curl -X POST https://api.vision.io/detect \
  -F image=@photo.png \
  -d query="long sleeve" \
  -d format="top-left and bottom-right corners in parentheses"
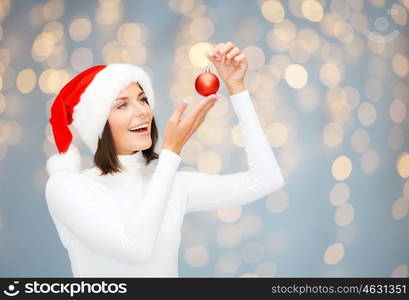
top-left (179, 89), bottom-right (284, 215)
top-left (45, 148), bottom-right (181, 264)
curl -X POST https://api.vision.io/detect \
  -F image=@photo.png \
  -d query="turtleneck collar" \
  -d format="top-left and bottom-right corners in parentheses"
top-left (117, 150), bottom-right (145, 174)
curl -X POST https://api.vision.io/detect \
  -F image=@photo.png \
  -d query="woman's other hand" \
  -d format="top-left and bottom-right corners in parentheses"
top-left (163, 94), bottom-right (219, 155)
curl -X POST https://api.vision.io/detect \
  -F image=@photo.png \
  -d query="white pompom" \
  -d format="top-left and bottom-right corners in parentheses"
top-left (46, 144), bottom-right (81, 176)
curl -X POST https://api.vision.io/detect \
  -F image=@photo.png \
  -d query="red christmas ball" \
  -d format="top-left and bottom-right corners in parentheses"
top-left (195, 70), bottom-right (220, 96)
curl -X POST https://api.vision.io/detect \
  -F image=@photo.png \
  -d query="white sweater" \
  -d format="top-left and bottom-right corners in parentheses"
top-left (45, 89), bottom-right (284, 277)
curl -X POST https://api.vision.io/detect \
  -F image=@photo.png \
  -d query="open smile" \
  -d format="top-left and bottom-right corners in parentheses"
top-left (129, 127), bottom-right (150, 136)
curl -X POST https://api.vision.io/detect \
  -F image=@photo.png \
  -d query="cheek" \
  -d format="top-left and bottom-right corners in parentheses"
top-left (147, 111), bottom-right (154, 122)
top-left (108, 113), bottom-right (129, 140)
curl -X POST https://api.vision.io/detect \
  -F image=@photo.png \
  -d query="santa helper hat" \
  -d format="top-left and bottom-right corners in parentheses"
top-left (46, 63), bottom-right (156, 176)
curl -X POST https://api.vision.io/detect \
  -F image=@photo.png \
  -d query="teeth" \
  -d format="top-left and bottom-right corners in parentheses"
top-left (129, 124), bottom-right (148, 131)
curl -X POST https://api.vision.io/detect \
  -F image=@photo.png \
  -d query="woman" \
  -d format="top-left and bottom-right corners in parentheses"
top-left (45, 42), bottom-right (284, 277)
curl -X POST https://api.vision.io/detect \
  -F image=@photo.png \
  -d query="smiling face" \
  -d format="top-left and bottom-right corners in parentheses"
top-left (108, 82), bottom-right (153, 155)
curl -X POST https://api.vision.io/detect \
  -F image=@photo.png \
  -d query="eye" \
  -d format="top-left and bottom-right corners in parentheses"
top-left (117, 102), bottom-right (126, 109)
top-left (140, 96), bottom-right (148, 103)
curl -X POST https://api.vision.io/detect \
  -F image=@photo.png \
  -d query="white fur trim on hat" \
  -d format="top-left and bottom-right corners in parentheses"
top-left (46, 144), bottom-right (81, 176)
top-left (72, 63), bottom-right (155, 154)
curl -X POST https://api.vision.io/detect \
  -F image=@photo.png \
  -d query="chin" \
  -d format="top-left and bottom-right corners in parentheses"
top-left (131, 140), bottom-right (152, 151)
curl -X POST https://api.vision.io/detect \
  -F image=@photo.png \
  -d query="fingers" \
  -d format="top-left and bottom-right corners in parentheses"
top-left (177, 94), bottom-right (219, 142)
top-left (206, 42), bottom-right (242, 67)
top-left (216, 42), bottom-right (235, 65)
top-left (170, 100), bottom-right (189, 122)
top-left (198, 94), bottom-right (218, 116)
top-left (190, 94), bottom-right (218, 118)
top-left (183, 94), bottom-right (218, 127)
top-left (226, 47), bottom-right (240, 60)
top-left (218, 42), bottom-right (235, 56)
top-left (225, 47), bottom-right (240, 66)
top-left (207, 43), bottom-right (224, 60)
top-left (192, 94), bottom-right (219, 126)
top-left (232, 53), bottom-right (246, 66)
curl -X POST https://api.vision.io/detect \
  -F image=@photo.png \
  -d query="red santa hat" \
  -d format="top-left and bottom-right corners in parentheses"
top-left (46, 63), bottom-right (155, 176)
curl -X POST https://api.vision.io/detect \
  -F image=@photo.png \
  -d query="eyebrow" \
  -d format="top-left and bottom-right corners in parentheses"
top-left (115, 91), bottom-right (145, 101)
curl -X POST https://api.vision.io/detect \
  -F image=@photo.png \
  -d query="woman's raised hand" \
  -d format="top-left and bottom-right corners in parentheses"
top-left (206, 41), bottom-right (248, 95)
top-left (163, 94), bottom-right (220, 155)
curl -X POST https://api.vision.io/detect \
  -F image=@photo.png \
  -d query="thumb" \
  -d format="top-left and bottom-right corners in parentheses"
top-left (173, 100), bottom-right (189, 120)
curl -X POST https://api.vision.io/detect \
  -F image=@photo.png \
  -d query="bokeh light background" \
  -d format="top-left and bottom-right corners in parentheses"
top-left (0, 0), bottom-right (408, 277)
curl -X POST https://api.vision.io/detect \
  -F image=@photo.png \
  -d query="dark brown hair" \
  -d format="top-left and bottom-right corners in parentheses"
top-left (93, 116), bottom-right (159, 176)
